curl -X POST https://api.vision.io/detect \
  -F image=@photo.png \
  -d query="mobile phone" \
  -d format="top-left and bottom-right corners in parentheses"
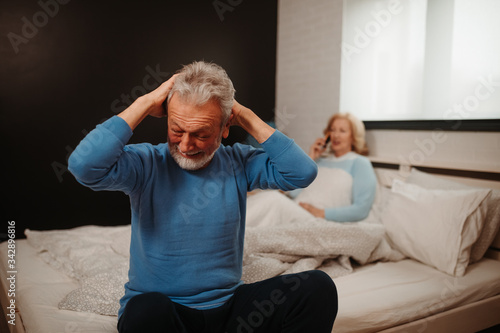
top-left (323, 134), bottom-right (331, 147)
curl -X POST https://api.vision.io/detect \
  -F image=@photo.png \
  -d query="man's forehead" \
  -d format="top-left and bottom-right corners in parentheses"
top-left (169, 118), bottom-right (214, 133)
top-left (168, 94), bottom-right (223, 128)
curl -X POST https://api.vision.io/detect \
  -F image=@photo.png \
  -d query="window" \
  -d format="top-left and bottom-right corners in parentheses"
top-left (340, 0), bottom-right (500, 130)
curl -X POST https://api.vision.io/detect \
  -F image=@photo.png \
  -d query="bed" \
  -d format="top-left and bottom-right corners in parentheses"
top-left (1, 164), bottom-right (500, 333)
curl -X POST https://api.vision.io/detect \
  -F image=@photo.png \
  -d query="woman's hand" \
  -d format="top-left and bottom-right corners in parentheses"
top-left (299, 202), bottom-right (325, 218)
top-left (308, 134), bottom-right (329, 160)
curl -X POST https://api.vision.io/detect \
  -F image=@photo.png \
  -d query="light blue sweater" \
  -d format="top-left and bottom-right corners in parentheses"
top-left (68, 116), bottom-right (317, 318)
top-left (290, 152), bottom-right (376, 222)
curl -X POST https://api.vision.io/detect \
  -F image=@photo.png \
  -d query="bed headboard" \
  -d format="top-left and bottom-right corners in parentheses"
top-left (369, 158), bottom-right (500, 261)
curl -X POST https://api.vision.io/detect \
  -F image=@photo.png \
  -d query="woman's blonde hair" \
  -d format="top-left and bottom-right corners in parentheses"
top-left (323, 113), bottom-right (369, 156)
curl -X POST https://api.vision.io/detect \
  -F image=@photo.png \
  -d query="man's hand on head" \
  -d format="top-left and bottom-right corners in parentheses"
top-left (146, 74), bottom-right (179, 118)
top-left (229, 100), bottom-right (275, 144)
top-left (118, 74), bottom-right (178, 130)
top-left (229, 99), bottom-right (247, 128)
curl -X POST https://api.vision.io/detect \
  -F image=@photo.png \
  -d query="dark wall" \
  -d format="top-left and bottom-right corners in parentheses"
top-left (1, 0), bottom-right (278, 237)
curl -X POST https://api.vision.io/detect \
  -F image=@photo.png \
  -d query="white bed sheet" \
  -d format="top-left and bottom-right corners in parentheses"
top-left (333, 258), bottom-right (500, 333)
top-left (2, 240), bottom-right (500, 333)
top-left (0, 240), bottom-right (118, 333)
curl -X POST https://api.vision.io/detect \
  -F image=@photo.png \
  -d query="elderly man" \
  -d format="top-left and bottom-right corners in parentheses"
top-left (68, 61), bottom-right (337, 333)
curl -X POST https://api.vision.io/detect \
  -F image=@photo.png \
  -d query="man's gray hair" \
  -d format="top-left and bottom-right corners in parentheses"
top-left (167, 61), bottom-right (235, 123)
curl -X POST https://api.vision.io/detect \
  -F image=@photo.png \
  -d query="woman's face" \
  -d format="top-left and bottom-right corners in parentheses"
top-left (328, 118), bottom-right (353, 157)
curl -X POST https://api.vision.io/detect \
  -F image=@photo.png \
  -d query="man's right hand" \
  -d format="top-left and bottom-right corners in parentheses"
top-left (145, 74), bottom-right (179, 118)
top-left (118, 74), bottom-right (178, 130)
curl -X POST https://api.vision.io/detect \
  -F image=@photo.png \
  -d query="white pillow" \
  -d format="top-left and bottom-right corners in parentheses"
top-left (382, 179), bottom-right (491, 276)
top-left (405, 168), bottom-right (500, 263)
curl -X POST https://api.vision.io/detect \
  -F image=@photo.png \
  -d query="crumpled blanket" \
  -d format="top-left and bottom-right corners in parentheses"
top-left (242, 219), bottom-right (403, 283)
top-left (25, 225), bottom-right (131, 316)
top-left (242, 189), bottom-right (403, 283)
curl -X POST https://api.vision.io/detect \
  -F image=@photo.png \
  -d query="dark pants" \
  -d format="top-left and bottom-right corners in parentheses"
top-left (117, 270), bottom-right (338, 333)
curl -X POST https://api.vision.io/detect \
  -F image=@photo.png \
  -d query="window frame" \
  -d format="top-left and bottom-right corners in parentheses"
top-left (363, 119), bottom-right (500, 131)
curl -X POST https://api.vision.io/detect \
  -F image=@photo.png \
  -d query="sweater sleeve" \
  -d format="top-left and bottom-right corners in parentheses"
top-left (243, 130), bottom-right (318, 192)
top-left (68, 116), bottom-right (144, 194)
top-left (324, 157), bottom-right (376, 222)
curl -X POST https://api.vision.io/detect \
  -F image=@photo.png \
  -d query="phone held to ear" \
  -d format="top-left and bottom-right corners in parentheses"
top-left (323, 134), bottom-right (331, 148)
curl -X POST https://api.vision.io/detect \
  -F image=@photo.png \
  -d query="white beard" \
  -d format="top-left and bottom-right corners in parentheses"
top-left (168, 133), bottom-right (222, 170)
top-left (169, 145), bottom-right (219, 170)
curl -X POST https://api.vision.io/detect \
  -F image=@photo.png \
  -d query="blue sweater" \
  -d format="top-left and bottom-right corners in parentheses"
top-left (68, 116), bottom-right (317, 317)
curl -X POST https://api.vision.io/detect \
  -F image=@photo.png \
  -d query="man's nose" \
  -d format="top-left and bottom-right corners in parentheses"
top-left (178, 134), bottom-right (195, 152)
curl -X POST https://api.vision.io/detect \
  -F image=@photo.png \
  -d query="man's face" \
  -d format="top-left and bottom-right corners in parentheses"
top-left (167, 93), bottom-right (230, 170)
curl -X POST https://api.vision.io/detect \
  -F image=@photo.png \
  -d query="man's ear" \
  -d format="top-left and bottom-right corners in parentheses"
top-left (222, 114), bottom-right (233, 139)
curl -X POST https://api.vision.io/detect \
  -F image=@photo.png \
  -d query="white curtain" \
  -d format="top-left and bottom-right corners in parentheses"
top-left (340, 0), bottom-right (500, 121)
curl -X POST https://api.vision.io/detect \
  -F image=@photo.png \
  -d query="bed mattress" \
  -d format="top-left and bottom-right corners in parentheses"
top-left (332, 258), bottom-right (500, 332)
top-left (0, 240), bottom-right (117, 333)
top-left (1, 239), bottom-right (500, 333)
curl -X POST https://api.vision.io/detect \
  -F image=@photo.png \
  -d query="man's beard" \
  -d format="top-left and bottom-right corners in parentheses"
top-left (168, 138), bottom-right (221, 171)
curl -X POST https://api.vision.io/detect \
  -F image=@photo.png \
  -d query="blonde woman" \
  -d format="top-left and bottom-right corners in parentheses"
top-left (293, 113), bottom-right (377, 222)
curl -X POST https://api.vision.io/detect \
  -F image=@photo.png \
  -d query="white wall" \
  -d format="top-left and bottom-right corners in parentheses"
top-left (276, 0), bottom-right (500, 173)
top-left (276, 0), bottom-right (343, 151)
top-left (367, 130), bottom-right (500, 172)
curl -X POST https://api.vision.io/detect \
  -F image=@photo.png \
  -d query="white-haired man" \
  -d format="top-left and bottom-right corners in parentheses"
top-left (69, 61), bottom-right (338, 332)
